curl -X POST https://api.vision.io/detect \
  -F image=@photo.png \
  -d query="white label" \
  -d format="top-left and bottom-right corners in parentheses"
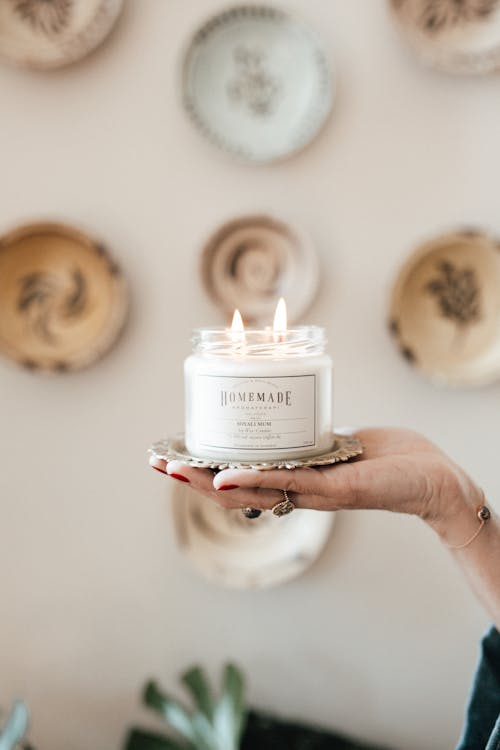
top-left (195, 374), bottom-right (316, 451)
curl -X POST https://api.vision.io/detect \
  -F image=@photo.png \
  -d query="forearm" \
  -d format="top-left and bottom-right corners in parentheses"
top-left (428, 482), bottom-right (500, 630)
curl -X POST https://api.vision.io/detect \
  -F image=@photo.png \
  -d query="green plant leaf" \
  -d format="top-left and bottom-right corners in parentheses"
top-left (181, 668), bottom-right (215, 721)
top-left (212, 665), bottom-right (246, 750)
top-left (143, 683), bottom-right (214, 750)
top-left (143, 682), bottom-right (195, 743)
top-left (0, 702), bottom-right (29, 750)
top-left (125, 728), bottom-right (188, 750)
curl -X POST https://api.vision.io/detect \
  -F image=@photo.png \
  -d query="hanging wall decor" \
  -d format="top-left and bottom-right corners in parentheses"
top-left (200, 214), bottom-right (319, 324)
top-left (0, 221), bottom-right (128, 372)
top-left (170, 482), bottom-right (335, 590)
top-left (0, 0), bottom-right (123, 70)
top-left (389, 0), bottom-right (500, 73)
top-left (181, 5), bottom-right (334, 163)
top-left (388, 228), bottom-right (500, 386)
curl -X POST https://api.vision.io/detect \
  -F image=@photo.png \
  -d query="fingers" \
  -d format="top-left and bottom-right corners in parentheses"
top-left (149, 457), bottom-right (368, 513)
top-left (212, 462), bottom-right (363, 503)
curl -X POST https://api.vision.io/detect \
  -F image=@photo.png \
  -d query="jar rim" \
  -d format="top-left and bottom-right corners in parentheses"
top-left (191, 325), bottom-right (327, 357)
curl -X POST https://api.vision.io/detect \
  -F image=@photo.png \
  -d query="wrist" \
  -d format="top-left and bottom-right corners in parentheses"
top-left (424, 466), bottom-right (485, 546)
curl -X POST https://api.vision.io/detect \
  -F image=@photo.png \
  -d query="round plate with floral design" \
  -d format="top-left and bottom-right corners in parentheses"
top-left (389, 0), bottom-right (500, 73)
top-left (0, 0), bottom-right (123, 70)
top-left (0, 221), bottom-right (127, 372)
top-left (389, 229), bottom-right (500, 386)
top-left (200, 214), bottom-right (319, 325)
top-left (149, 432), bottom-right (363, 471)
top-left (171, 482), bottom-right (335, 590)
top-left (181, 5), bottom-right (333, 163)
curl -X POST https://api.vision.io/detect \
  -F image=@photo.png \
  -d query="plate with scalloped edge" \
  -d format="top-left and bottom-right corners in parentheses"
top-left (0, 0), bottom-right (123, 70)
top-left (181, 4), bottom-right (334, 163)
top-left (170, 483), bottom-right (335, 590)
top-left (388, 228), bottom-right (500, 386)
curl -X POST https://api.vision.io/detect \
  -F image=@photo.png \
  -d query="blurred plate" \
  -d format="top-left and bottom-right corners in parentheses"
top-left (172, 483), bottom-right (335, 589)
top-left (389, 229), bottom-right (500, 386)
top-left (389, 0), bottom-right (500, 73)
top-left (200, 214), bottom-right (319, 324)
top-left (181, 4), bottom-right (333, 163)
top-left (0, 0), bottom-right (123, 70)
top-left (0, 221), bottom-right (127, 372)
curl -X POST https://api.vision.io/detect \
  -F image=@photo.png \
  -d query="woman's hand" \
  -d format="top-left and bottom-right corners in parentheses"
top-left (150, 427), bottom-right (499, 625)
top-left (150, 428), bottom-right (481, 533)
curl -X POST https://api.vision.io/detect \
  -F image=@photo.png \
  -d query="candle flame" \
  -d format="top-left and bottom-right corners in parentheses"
top-left (231, 309), bottom-right (244, 332)
top-left (273, 297), bottom-right (287, 332)
top-left (230, 308), bottom-right (245, 346)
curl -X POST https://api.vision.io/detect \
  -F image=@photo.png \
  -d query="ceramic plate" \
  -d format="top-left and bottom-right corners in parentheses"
top-left (200, 214), bottom-right (319, 324)
top-left (0, 0), bottom-right (123, 70)
top-left (171, 483), bottom-right (335, 589)
top-left (182, 5), bottom-right (333, 162)
top-left (389, 0), bottom-right (500, 73)
top-left (0, 221), bottom-right (127, 372)
top-left (389, 229), bottom-right (500, 386)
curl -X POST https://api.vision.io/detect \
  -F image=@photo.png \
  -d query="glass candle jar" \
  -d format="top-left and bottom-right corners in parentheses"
top-left (184, 326), bottom-right (333, 461)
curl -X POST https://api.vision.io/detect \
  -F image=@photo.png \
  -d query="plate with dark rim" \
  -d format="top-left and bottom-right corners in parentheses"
top-left (389, 229), bottom-right (500, 386)
top-left (389, 0), bottom-right (500, 74)
top-left (0, 221), bottom-right (127, 372)
top-left (0, 0), bottom-right (123, 70)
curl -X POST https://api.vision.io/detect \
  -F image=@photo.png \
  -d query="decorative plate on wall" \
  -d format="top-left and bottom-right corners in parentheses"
top-left (389, 0), bottom-right (500, 73)
top-left (171, 483), bottom-right (335, 589)
top-left (0, 221), bottom-right (128, 372)
top-left (181, 5), bottom-right (333, 163)
top-left (200, 214), bottom-right (319, 324)
top-left (0, 0), bottom-right (123, 70)
top-left (388, 229), bottom-right (500, 386)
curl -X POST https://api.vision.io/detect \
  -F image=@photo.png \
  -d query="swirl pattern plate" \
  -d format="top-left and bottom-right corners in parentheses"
top-left (0, 221), bottom-right (127, 372)
top-left (200, 214), bottom-right (319, 324)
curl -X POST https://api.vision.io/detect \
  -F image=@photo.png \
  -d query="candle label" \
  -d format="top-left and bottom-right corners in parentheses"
top-left (195, 374), bottom-right (316, 450)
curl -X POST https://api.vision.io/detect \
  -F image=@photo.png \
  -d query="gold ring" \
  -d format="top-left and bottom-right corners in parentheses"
top-left (272, 489), bottom-right (296, 517)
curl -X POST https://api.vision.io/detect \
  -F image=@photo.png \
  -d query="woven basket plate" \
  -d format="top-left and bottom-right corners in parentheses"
top-left (200, 214), bottom-right (319, 325)
top-left (0, 221), bottom-right (127, 372)
top-left (389, 0), bottom-right (500, 74)
top-left (389, 229), bottom-right (500, 386)
top-left (0, 0), bottom-right (123, 70)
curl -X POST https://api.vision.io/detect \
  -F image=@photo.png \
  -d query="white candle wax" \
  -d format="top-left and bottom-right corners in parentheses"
top-left (184, 326), bottom-right (333, 461)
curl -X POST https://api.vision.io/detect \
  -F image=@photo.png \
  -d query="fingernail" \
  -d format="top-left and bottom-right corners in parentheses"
top-left (169, 473), bottom-right (190, 483)
top-left (217, 484), bottom-right (239, 491)
top-left (150, 458), bottom-right (167, 474)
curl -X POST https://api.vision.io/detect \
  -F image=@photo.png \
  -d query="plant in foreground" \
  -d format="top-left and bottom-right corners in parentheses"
top-left (0, 701), bottom-right (32, 750)
top-left (126, 664), bottom-right (246, 750)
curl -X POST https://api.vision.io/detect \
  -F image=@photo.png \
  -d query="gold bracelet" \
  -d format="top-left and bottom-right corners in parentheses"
top-left (446, 505), bottom-right (491, 550)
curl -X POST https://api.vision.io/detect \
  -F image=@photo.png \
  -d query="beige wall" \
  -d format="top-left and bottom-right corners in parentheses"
top-left (1, 2), bottom-right (498, 749)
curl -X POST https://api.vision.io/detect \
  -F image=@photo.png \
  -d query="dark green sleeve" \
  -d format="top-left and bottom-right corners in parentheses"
top-left (456, 627), bottom-right (500, 750)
